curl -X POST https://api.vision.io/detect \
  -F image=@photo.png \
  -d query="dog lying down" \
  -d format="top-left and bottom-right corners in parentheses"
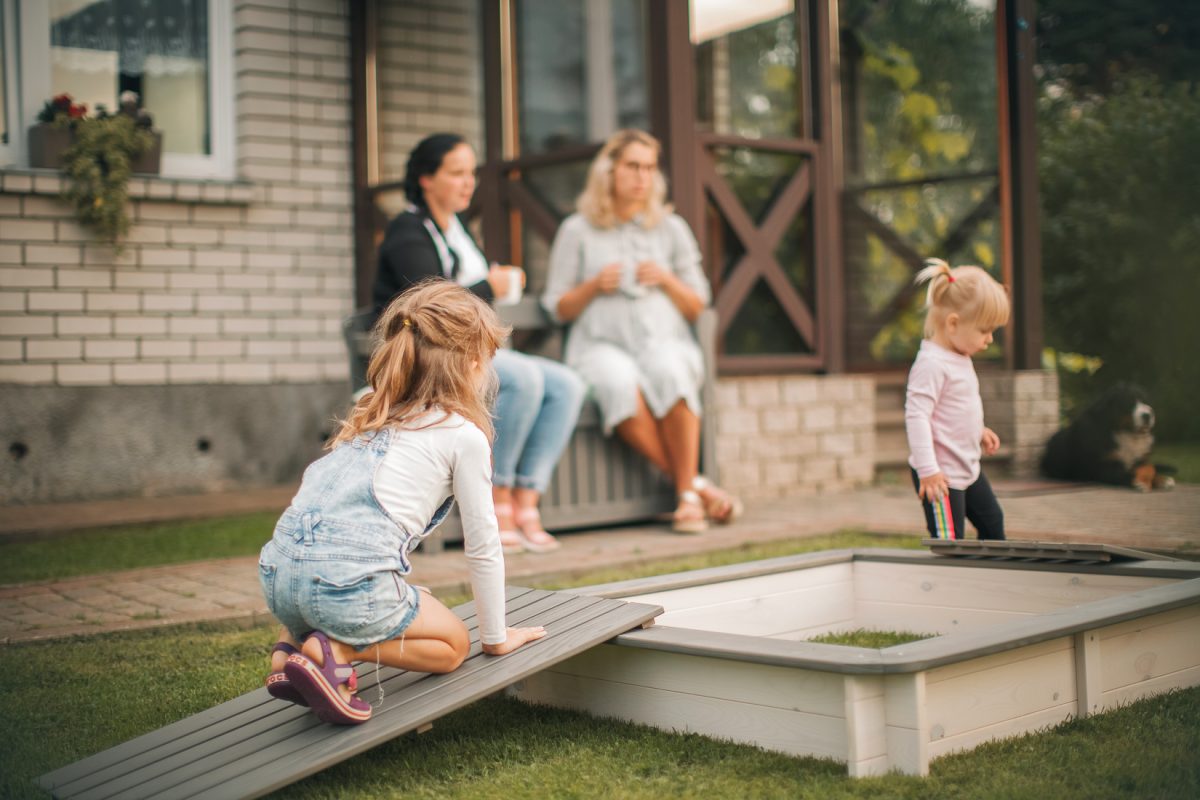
top-left (1041, 382), bottom-right (1176, 492)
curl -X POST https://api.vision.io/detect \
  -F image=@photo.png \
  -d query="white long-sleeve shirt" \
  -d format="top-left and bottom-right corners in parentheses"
top-left (905, 339), bottom-right (984, 490)
top-left (373, 412), bottom-right (506, 645)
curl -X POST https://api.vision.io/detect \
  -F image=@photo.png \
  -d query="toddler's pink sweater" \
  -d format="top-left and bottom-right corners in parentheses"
top-left (905, 339), bottom-right (984, 490)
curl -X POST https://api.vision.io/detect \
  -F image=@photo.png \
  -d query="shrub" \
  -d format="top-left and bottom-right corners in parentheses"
top-left (1039, 75), bottom-right (1200, 440)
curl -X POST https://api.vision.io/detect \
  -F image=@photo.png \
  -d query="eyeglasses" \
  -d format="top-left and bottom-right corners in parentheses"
top-left (614, 161), bottom-right (658, 176)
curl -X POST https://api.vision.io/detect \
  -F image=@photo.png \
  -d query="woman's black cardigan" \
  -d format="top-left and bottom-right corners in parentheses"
top-left (371, 210), bottom-right (495, 319)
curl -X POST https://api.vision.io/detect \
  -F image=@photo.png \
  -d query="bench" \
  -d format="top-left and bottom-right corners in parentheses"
top-left (37, 588), bottom-right (661, 799)
top-left (342, 298), bottom-right (719, 551)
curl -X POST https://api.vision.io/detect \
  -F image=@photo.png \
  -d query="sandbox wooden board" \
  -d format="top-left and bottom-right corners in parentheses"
top-left (37, 587), bottom-right (661, 800)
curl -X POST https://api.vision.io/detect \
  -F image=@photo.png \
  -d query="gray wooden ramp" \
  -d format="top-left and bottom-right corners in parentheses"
top-left (37, 587), bottom-right (661, 800)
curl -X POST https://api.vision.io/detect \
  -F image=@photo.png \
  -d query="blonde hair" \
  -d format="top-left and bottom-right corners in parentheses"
top-left (329, 281), bottom-right (510, 448)
top-left (914, 258), bottom-right (1011, 338)
top-left (577, 129), bottom-right (672, 229)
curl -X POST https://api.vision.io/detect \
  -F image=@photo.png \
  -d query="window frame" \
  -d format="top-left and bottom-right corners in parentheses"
top-left (14, 0), bottom-right (235, 179)
top-left (0, 0), bottom-right (19, 167)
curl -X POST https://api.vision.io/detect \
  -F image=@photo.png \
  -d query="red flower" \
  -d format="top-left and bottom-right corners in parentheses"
top-left (67, 103), bottom-right (87, 119)
top-left (53, 93), bottom-right (73, 109)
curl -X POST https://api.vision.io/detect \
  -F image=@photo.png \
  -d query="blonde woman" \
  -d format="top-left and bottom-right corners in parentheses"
top-left (542, 129), bottom-right (741, 533)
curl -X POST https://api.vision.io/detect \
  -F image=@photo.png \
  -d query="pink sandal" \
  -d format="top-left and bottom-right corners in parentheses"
top-left (494, 502), bottom-right (525, 554)
top-left (514, 506), bottom-right (561, 553)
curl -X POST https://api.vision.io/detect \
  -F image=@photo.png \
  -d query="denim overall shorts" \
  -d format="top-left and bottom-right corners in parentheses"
top-left (258, 428), bottom-right (454, 647)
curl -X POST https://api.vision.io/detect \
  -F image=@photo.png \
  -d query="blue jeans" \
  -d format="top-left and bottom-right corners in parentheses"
top-left (491, 349), bottom-right (586, 493)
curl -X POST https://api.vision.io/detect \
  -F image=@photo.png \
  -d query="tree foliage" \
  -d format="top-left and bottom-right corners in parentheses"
top-left (1038, 75), bottom-right (1200, 439)
top-left (1037, 0), bottom-right (1200, 94)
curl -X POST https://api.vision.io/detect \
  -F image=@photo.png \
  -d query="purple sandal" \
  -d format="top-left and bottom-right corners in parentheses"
top-left (265, 642), bottom-right (309, 707)
top-left (282, 632), bottom-right (372, 725)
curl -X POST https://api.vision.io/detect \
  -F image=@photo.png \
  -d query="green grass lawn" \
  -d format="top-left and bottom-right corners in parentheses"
top-left (1, 620), bottom-right (1197, 799)
top-left (0, 511), bottom-right (278, 585)
top-left (1156, 441), bottom-right (1200, 484)
top-left (808, 628), bottom-right (934, 648)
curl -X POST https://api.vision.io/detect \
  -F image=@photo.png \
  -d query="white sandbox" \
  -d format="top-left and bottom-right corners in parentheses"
top-left (510, 548), bottom-right (1200, 776)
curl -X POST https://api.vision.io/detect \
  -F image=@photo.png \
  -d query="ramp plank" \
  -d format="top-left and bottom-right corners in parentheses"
top-left (37, 588), bottom-right (660, 800)
top-left (37, 587), bottom-right (531, 797)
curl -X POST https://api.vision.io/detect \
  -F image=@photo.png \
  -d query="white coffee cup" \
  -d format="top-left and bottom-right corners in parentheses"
top-left (497, 266), bottom-right (524, 306)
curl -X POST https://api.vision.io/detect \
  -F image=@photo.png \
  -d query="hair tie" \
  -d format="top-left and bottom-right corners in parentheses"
top-left (946, 274), bottom-right (956, 283)
top-left (402, 318), bottom-right (413, 329)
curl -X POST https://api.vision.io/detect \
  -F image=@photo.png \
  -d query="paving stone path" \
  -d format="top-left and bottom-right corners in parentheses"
top-left (2, 482), bottom-right (1196, 644)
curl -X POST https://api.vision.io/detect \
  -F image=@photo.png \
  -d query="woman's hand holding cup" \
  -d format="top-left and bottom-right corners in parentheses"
top-left (593, 263), bottom-right (623, 294)
top-left (488, 264), bottom-right (525, 305)
top-left (635, 260), bottom-right (669, 288)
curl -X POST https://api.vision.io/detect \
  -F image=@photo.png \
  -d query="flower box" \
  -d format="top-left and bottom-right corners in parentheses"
top-left (26, 123), bottom-right (163, 175)
top-left (129, 131), bottom-right (163, 175)
top-left (27, 123), bottom-right (73, 170)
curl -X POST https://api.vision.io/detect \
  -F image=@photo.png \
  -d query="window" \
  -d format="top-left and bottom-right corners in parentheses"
top-left (514, 0), bottom-right (650, 157)
top-left (11, 0), bottom-right (234, 178)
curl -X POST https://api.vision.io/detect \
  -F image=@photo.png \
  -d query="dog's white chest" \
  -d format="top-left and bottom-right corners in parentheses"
top-left (1113, 431), bottom-right (1153, 469)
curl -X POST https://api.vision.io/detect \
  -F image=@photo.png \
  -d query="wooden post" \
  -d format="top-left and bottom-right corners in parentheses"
top-left (647, 2), bottom-right (701, 239)
top-left (1001, 0), bottom-right (1044, 370)
top-left (811, 0), bottom-right (846, 373)
top-left (349, 0), bottom-right (379, 311)
top-left (884, 672), bottom-right (930, 776)
top-left (479, 0), bottom-right (511, 263)
top-left (843, 675), bottom-right (888, 777)
top-left (1074, 630), bottom-right (1103, 718)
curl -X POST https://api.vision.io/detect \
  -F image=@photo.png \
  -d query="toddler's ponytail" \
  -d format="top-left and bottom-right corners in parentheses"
top-left (914, 257), bottom-right (1010, 340)
top-left (914, 258), bottom-right (956, 310)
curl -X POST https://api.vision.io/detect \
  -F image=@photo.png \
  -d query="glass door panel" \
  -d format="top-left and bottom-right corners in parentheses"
top-left (839, 0), bottom-right (1002, 368)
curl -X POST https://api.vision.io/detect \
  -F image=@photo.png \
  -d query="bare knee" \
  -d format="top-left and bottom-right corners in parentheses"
top-left (433, 624), bottom-right (470, 673)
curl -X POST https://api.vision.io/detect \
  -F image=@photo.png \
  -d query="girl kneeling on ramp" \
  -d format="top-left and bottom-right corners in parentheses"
top-left (258, 281), bottom-right (546, 724)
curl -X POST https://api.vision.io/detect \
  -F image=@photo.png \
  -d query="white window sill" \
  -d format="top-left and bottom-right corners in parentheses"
top-left (0, 167), bottom-right (254, 205)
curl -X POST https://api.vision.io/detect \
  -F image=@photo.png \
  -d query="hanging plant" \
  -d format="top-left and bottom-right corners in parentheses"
top-left (49, 92), bottom-right (157, 246)
top-left (61, 115), bottom-right (154, 246)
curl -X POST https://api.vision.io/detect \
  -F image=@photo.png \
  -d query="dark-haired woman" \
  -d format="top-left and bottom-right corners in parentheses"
top-left (373, 133), bottom-right (585, 554)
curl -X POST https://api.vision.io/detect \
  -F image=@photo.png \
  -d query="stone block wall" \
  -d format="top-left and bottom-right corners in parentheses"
top-left (714, 374), bottom-right (876, 500)
top-left (980, 369), bottom-right (1061, 478)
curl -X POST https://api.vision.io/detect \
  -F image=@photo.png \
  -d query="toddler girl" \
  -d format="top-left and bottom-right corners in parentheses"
top-left (259, 281), bottom-right (546, 725)
top-left (906, 259), bottom-right (1010, 541)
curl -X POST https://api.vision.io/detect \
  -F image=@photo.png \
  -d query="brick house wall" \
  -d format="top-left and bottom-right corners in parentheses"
top-left (377, 0), bottom-right (482, 185)
top-left (0, 0), bottom-right (356, 505)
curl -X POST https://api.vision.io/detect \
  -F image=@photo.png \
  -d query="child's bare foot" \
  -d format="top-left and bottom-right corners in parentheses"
top-left (270, 629), bottom-right (302, 673)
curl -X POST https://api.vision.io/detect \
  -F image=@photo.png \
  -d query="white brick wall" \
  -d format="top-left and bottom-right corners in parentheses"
top-left (0, 0), bottom-right (355, 388)
top-left (377, 0), bottom-right (483, 183)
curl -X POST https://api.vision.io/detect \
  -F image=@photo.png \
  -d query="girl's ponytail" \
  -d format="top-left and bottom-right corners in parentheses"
top-left (914, 258), bottom-right (956, 308)
top-left (328, 281), bottom-right (508, 448)
top-left (914, 258), bottom-right (1010, 340)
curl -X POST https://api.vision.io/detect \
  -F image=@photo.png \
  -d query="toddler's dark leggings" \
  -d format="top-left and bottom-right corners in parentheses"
top-left (910, 468), bottom-right (1005, 540)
